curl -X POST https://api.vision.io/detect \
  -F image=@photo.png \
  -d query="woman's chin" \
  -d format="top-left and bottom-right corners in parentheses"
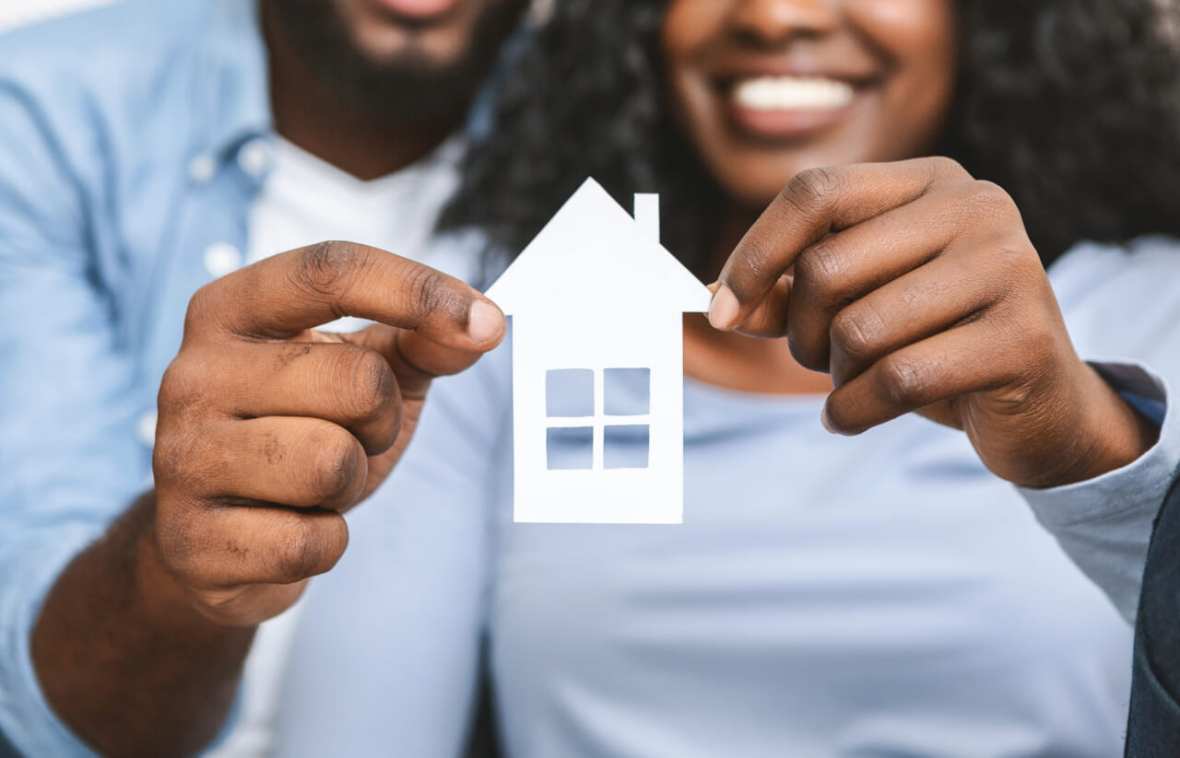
top-left (709, 157), bottom-right (828, 214)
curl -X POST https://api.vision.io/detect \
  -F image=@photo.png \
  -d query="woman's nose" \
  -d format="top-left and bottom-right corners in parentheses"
top-left (729, 0), bottom-right (841, 46)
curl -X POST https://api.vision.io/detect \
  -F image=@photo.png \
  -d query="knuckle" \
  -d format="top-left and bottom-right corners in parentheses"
top-left (967, 180), bottom-right (1017, 218)
top-left (999, 239), bottom-right (1043, 274)
top-left (794, 241), bottom-right (845, 306)
top-left (928, 155), bottom-right (969, 181)
top-left (406, 265), bottom-right (465, 322)
top-left (158, 354), bottom-right (207, 410)
top-left (316, 517), bottom-right (349, 573)
top-left (151, 427), bottom-right (192, 483)
top-left (782, 167), bottom-right (841, 216)
top-left (987, 237), bottom-right (1044, 292)
top-left (877, 354), bottom-right (929, 408)
top-left (156, 359), bottom-right (218, 482)
top-left (1019, 319), bottom-right (1061, 362)
top-left (308, 428), bottom-right (362, 501)
top-left (155, 429), bottom-right (222, 499)
top-left (158, 358), bottom-right (190, 409)
top-left (338, 348), bottom-right (397, 422)
top-left (182, 284), bottom-right (217, 337)
top-left (727, 240), bottom-right (773, 301)
top-left (275, 516), bottom-right (347, 580)
top-left (153, 500), bottom-right (204, 580)
top-left (823, 399), bottom-right (857, 434)
top-left (830, 309), bottom-right (879, 363)
top-left (292, 241), bottom-right (364, 299)
top-left (786, 332), bottom-right (829, 373)
top-left (275, 519), bottom-right (321, 581)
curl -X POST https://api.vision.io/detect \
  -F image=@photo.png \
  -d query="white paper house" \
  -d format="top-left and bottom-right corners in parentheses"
top-left (486, 178), bottom-right (712, 524)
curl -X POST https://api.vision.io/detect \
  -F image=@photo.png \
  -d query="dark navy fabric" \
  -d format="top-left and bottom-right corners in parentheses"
top-left (0, 729), bottom-right (18, 758)
top-left (1127, 468), bottom-right (1180, 756)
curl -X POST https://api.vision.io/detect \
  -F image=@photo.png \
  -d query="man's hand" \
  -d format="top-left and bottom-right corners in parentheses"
top-left (708, 158), bottom-right (1157, 489)
top-left (33, 241), bottom-right (504, 757)
top-left (153, 241), bottom-right (504, 626)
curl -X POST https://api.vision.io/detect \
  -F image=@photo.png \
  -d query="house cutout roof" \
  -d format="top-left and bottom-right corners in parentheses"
top-left (486, 178), bottom-right (712, 315)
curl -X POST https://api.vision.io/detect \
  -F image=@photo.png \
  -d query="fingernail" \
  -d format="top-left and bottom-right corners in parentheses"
top-left (708, 284), bottom-right (740, 331)
top-left (467, 300), bottom-right (503, 343)
top-left (820, 406), bottom-right (835, 433)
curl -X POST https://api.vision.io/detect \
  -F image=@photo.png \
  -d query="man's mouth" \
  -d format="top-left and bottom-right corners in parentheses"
top-left (371, 0), bottom-right (461, 23)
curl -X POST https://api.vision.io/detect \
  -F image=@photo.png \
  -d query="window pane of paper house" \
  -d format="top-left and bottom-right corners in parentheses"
top-left (604, 368), bottom-right (650, 416)
top-left (546, 369), bottom-right (594, 417)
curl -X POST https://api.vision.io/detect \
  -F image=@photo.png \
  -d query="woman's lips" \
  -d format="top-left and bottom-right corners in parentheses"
top-left (724, 75), bottom-right (859, 141)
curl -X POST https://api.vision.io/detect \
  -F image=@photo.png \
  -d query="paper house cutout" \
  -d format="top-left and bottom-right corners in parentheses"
top-left (486, 178), bottom-right (711, 524)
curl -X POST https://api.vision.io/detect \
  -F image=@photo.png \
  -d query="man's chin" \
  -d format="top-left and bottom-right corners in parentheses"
top-left (274, 0), bottom-right (526, 123)
top-left (348, 20), bottom-right (472, 73)
top-left (339, 0), bottom-right (490, 72)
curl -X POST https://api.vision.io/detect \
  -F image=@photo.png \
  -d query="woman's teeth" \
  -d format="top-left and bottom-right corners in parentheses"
top-left (732, 76), bottom-right (855, 111)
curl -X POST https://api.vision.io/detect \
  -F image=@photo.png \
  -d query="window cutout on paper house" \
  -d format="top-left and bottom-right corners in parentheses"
top-left (604, 368), bottom-right (650, 416)
top-left (604, 424), bottom-right (650, 469)
top-left (546, 368), bottom-right (594, 417)
top-left (544, 367), bottom-right (652, 471)
top-left (546, 426), bottom-right (593, 470)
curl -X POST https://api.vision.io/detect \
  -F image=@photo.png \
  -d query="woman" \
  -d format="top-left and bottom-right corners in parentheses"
top-left (276, 1), bottom-right (1180, 755)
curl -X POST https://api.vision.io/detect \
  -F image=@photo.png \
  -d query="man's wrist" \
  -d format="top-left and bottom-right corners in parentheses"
top-left (31, 492), bottom-right (255, 756)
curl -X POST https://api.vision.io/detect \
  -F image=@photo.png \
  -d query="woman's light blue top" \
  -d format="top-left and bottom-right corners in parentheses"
top-left (273, 237), bottom-right (1180, 758)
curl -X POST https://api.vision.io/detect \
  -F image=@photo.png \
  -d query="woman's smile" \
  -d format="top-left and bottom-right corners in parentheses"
top-left (704, 46), bottom-right (884, 145)
top-left (664, 0), bottom-right (955, 209)
top-left (725, 74), bottom-right (861, 142)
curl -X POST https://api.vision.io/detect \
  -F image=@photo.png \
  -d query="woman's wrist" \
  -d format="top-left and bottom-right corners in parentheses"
top-left (1031, 362), bottom-right (1160, 490)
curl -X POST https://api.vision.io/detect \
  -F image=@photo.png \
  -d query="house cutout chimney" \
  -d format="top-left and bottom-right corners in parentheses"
top-left (634, 194), bottom-right (659, 244)
top-left (486, 178), bottom-right (712, 524)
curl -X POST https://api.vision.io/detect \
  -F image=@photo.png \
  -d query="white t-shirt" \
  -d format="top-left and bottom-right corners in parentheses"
top-left (207, 133), bottom-right (474, 758)
top-left (247, 134), bottom-right (472, 274)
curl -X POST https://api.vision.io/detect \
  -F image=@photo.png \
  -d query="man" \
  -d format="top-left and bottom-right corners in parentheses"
top-left (0, 0), bottom-right (525, 754)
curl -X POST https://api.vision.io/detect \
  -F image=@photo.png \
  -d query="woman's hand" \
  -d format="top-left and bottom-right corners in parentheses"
top-left (708, 157), bottom-right (1157, 489)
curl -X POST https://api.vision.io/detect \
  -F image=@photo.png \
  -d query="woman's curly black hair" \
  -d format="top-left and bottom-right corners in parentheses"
top-left (440, 0), bottom-right (1180, 279)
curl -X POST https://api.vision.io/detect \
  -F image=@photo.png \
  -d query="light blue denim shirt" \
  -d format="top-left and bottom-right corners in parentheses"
top-left (1, 1), bottom-right (304, 754)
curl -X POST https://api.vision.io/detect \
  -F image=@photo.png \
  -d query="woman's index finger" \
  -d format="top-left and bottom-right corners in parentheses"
top-left (712, 158), bottom-right (959, 331)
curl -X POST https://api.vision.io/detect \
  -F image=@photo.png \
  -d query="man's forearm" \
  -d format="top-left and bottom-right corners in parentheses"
top-left (31, 493), bottom-right (255, 757)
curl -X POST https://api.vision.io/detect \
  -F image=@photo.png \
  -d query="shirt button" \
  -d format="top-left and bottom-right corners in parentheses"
top-left (137, 410), bottom-right (157, 447)
top-left (204, 242), bottom-right (243, 278)
top-left (188, 154), bottom-right (217, 184)
top-left (237, 138), bottom-right (272, 178)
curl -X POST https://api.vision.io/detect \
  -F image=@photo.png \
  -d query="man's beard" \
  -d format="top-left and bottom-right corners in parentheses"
top-left (274, 0), bottom-right (526, 127)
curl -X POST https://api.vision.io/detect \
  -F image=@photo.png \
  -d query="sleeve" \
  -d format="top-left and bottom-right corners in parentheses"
top-left (268, 343), bottom-right (512, 758)
top-left (0, 79), bottom-right (145, 755)
top-left (1019, 361), bottom-right (1180, 624)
